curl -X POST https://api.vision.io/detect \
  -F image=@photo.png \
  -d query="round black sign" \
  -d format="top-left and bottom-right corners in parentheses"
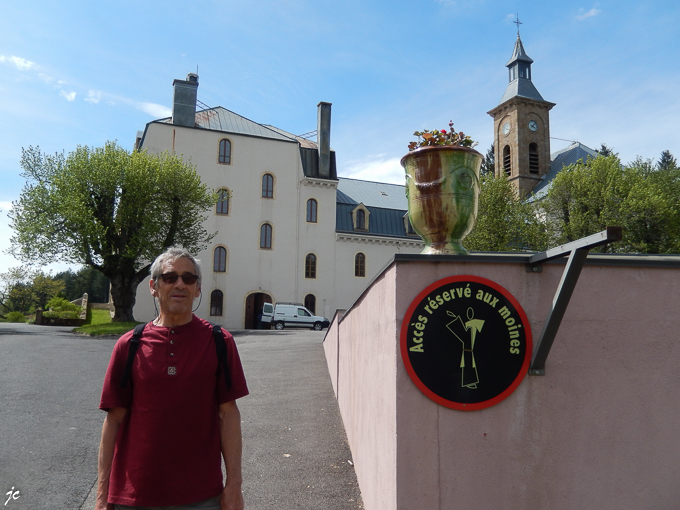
top-left (400, 275), bottom-right (532, 411)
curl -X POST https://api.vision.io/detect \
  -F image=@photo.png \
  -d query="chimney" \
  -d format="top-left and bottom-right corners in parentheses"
top-left (172, 73), bottom-right (199, 127)
top-left (317, 102), bottom-right (332, 179)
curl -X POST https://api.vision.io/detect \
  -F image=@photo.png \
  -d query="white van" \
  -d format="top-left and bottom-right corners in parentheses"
top-left (261, 302), bottom-right (330, 331)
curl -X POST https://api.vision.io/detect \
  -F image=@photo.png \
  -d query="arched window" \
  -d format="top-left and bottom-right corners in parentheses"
top-left (503, 145), bottom-right (512, 176)
top-left (210, 290), bottom-right (223, 316)
top-left (218, 139), bottom-right (231, 164)
top-left (213, 246), bottom-right (227, 272)
top-left (216, 188), bottom-right (230, 215)
top-left (356, 209), bottom-right (365, 230)
top-left (529, 143), bottom-right (539, 174)
top-left (306, 199), bottom-right (317, 223)
top-left (260, 223), bottom-right (272, 249)
top-left (305, 253), bottom-right (317, 279)
top-left (262, 173), bottom-right (274, 198)
top-left (355, 253), bottom-right (366, 277)
top-left (304, 294), bottom-right (316, 314)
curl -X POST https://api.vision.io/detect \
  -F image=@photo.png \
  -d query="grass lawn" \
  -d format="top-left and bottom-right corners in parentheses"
top-left (74, 308), bottom-right (143, 336)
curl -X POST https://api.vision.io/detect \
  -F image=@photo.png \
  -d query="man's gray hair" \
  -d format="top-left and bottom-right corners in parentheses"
top-left (150, 247), bottom-right (202, 286)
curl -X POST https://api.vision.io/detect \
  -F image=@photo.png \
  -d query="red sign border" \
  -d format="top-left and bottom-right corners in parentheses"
top-left (400, 274), bottom-right (532, 411)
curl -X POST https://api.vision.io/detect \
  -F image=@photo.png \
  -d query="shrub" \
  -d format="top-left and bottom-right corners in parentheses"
top-left (6, 311), bottom-right (27, 323)
top-left (43, 310), bottom-right (80, 320)
top-left (45, 297), bottom-right (81, 313)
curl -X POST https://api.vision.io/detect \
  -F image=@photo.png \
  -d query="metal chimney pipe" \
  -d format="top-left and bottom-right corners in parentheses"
top-left (317, 102), bottom-right (332, 179)
top-left (172, 73), bottom-right (199, 127)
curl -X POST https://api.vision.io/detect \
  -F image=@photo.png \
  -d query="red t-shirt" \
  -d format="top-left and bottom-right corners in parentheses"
top-left (99, 315), bottom-right (249, 507)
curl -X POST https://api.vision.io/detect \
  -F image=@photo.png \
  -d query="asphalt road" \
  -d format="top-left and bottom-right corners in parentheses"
top-left (0, 323), bottom-right (363, 510)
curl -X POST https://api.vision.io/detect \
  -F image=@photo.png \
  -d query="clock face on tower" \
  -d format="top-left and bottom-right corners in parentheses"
top-left (528, 120), bottom-right (538, 132)
top-left (502, 123), bottom-right (511, 136)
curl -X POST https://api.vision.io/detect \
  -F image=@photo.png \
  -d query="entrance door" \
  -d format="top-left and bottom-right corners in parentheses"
top-left (244, 292), bottom-right (272, 329)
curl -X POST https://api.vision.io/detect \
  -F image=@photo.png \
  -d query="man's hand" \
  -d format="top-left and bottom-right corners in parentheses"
top-left (93, 499), bottom-right (115, 510)
top-left (220, 481), bottom-right (244, 510)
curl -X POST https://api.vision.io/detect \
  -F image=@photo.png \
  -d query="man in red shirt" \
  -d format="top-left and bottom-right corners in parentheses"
top-left (96, 248), bottom-right (248, 510)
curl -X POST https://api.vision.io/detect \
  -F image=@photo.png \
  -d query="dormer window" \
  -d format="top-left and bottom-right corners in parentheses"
top-left (351, 204), bottom-right (370, 231)
top-left (356, 210), bottom-right (365, 229)
top-left (403, 213), bottom-right (417, 236)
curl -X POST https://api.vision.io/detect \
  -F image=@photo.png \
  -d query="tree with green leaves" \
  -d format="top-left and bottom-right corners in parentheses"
top-left (0, 266), bottom-right (65, 314)
top-left (9, 142), bottom-right (216, 321)
top-left (656, 150), bottom-right (677, 172)
top-left (620, 156), bottom-right (680, 253)
top-left (539, 154), bottom-right (680, 254)
top-left (55, 266), bottom-right (110, 303)
top-left (539, 155), bottom-right (630, 250)
top-left (466, 172), bottom-right (547, 252)
top-left (480, 143), bottom-right (495, 176)
top-left (596, 143), bottom-right (617, 158)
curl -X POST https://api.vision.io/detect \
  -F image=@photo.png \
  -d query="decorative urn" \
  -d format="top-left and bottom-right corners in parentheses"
top-left (400, 144), bottom-right (483, 255)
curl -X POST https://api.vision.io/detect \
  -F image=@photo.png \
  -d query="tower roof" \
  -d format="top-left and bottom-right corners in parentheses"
top-left (506, 35), bottom-right (534, 67)
top-left (496, 33), bottom-right (548, 106)
top-left (498, 80), bottom-right (545, 104)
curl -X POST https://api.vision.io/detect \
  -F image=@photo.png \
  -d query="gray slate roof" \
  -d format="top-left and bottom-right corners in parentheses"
top-left (499, 79), bottom-right (546, 104)
top-left (336, 177), bottom-right (415, 238)
top-left (506, 35), bottom-right (534, 66)
top-left (263, 125), bottom-right (319, 149)
top-left (157, 107), bottom-right (296, 142)
top-left (530, 142), bottom-right (599, 200)
top-left (336, 178), bottom-right (408, 210)
top-left (335, 203), bottom-right (412, 238)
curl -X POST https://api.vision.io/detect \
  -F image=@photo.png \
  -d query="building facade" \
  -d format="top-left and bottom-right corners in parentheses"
top-left (133, 74), bottom-right (421, 329)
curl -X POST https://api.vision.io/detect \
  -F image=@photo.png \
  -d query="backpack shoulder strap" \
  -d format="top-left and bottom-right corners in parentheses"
top-left (120, 323), bottom-right (147, 388)
top-left (211, 323), bottom-right (232, 390)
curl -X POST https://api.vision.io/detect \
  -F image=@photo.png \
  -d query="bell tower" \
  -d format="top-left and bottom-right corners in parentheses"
top-left (487, 24), bottom-right (555, 196)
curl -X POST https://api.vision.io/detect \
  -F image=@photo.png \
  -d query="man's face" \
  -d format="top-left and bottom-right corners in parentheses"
top-left (151, 257), bottom-right (201, 317)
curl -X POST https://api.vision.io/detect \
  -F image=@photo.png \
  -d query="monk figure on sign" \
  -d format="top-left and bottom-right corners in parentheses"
top-left (446, 307), bottom-right (485, 389)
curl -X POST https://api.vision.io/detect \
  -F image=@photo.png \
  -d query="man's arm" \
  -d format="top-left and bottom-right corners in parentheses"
top-left (95, 407), bottom-right (128, 510)
top-left (218, 400), bottom-right (244, 510)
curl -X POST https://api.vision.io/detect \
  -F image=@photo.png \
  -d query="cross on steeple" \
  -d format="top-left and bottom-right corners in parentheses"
top-left (514, 14), bottom-right (522, 36)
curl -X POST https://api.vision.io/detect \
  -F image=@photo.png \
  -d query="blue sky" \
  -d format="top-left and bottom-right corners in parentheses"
top-left (1, 0), bottom-right (679, 274)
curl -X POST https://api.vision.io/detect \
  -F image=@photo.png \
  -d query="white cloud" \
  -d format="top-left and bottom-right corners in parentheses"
top-left (60, 90), bottom-right (76, 102)
top-left (341, 155), bottom-right (405, 185)
top-left (0, 55), bottom-right (36, 71)
top-left (576, 8), bottom-right (601, 20)
top-left (38, 73), bottom-right (55, 85)
top-left (85, 90), bottom-right (102, 104)
top-left (136, 102), bottom-right (172, 118)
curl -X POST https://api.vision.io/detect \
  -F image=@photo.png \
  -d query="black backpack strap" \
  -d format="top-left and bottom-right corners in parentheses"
top-left (211, 323), bottom-right (232, 390)
top-left (120, 323), bottom-right (147, 388)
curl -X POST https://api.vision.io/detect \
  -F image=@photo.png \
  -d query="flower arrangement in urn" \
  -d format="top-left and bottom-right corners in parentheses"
top-left (407, 121), bottom-right (478, 151)
top-left (401, 121), bottom-right (483, 255)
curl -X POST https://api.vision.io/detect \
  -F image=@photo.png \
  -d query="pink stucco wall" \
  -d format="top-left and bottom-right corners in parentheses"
top-left (325, 255), bottom-right (680, 510)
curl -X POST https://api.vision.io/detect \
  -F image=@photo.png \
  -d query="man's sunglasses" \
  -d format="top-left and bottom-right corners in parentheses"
top-left (157, 272), bottom-right (200, 285)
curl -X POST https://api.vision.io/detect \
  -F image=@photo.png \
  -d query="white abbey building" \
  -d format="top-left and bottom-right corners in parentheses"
top-left (133, 73), bottom-right (422, 329)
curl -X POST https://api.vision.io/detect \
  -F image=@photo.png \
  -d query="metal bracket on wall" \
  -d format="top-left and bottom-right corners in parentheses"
top-left (528, 227), bottom-right (622, 375)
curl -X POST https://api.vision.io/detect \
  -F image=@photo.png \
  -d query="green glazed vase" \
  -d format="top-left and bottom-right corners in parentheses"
top-left (400, 145), bottom-right (483, 255)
